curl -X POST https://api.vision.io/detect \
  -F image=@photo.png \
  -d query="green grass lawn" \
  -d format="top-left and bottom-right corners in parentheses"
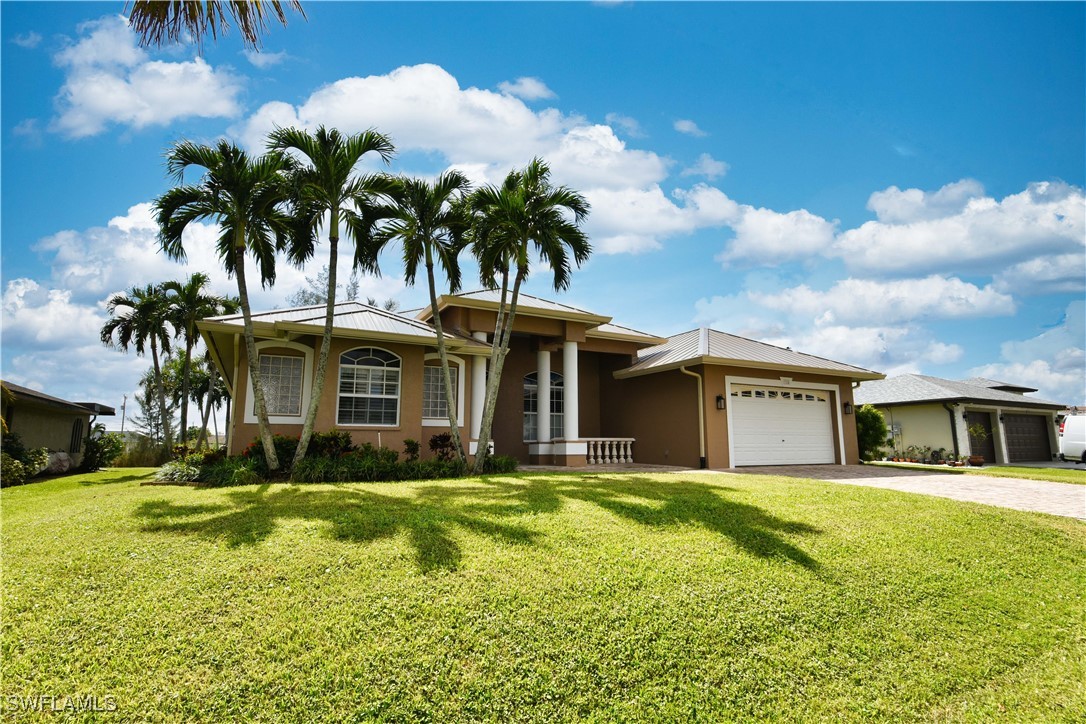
top-left (3, 468), bottom-right (1084, 722)
top-left (871, 461), bottom-right (1086, 485)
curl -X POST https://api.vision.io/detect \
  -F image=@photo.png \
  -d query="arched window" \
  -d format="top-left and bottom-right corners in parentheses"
top-left (337, 347), bottom-right (401, 426)
top-left (524, 371), bottom-right (563, 442)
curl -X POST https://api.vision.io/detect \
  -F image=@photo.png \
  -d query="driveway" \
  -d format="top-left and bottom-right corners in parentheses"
top-left (729, 465), bottom-right (1086, 520)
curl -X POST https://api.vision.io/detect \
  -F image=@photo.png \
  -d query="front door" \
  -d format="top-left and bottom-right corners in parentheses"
top-left (966, 411), bottom-right (997, 462)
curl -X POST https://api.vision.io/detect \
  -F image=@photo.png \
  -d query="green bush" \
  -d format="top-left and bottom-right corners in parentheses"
top-left (1, 452), bottom-right (27, 487)
top-left (1, 432), bottom-right (48, 478)
top-left (243, 434), bottom-right (300, 474)
top-left (482, 454), bottom-right (519, 474)
top-left (403, 439), bottom-right (420, 462)
top-left (113, 435), bottom-right (171, 467)
top-left (80, 431), bottom-right (125, 472)
top-left (290, 450), bottom-right (465, 483)
top-left (855, 404), bottom-right (889, 462)
top-left (199, 457), bottom-right (263, 487)
top-left (429, 433), bottom-right (457, 461)
top-left (309, 429), bottom-right (356, 458)
top-left (155, 457), bottom-right (202, 483)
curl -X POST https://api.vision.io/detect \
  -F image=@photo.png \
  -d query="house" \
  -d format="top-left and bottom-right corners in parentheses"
top-left (854, 375), bottom-right (1063, 464)
top-left (1, 380), bottom-right (115, 467)
top-left (198, 292), bottom-right (883, 468)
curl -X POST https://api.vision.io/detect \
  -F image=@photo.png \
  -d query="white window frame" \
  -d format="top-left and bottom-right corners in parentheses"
top-left (336, 346), bottom-right (401, 428)
top-left (523, 371), bottom-right (564, 442)
top-left (244, 340), bottom-right (313, 425)
top-left (422, 354), bottom-right (465, 427)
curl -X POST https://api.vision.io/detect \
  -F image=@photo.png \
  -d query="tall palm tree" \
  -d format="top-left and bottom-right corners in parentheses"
top-left (161, 271), bottom-right (225, 452)
top-left (156, 139), bottom-right (294, 471)
top-left (372, 171), bottom-right (472, 461)
top-left (267, 125), bottom-right (395, 468)
top-left (127, 0), bottom-right (305, 51)
top-left (101, 284), bottom-right (175, 451)
top-left (468, 158), bottom-right (591, 473)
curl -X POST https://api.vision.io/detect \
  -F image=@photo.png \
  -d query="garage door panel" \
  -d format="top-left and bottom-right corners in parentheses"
top-left (1003, 414), bottom-right (1052, 463)
top-left (731, 387), bottom-right (835, 466)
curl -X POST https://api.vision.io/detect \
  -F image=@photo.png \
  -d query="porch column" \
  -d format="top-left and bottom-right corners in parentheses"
top-left (563, 340), bottom-right (579, 440)
top-left (537, 349), bottom-right (551, 443)
top-left (471, 332), bottom-right (487, 440)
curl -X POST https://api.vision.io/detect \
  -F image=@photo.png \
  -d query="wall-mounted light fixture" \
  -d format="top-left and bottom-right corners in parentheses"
top-left (962, 409), bottom-right (969, 420)
top-left (843, 401), bottom-right (854, 415)
top-left (716, 394), bottom-right (726, 410)
top-left (998, 413), bottom-right (1005, 423)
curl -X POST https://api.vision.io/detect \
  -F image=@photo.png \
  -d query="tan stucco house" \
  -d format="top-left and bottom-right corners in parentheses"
top-left (854, 375), bottom-right (1063, 464)
top-left (199, 292), bottom-right (883, 469)
top-left (1, 381), bottom-right (115, 467)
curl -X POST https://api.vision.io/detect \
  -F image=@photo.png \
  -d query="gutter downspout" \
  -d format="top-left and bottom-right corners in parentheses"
top-left (943, 403), bottom-right (960, 458)
top-left (680, 327), bottom-right (710, 469)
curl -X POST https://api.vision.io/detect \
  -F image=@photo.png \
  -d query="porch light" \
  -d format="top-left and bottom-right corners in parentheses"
top-left (998, 413), bottom-right (1005, 423)
top-left (962, 409), bottom-right (969, 420)
top-left (715, 394), bottom-right (726, 410)
top-left (843, 402), bottom-right (854, 415)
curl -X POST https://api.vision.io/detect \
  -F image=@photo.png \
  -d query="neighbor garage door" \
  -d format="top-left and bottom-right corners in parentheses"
top-left (1002, 414), bottom-right (1052, 463)
top-left (730, 385), bottom-right (835, 466)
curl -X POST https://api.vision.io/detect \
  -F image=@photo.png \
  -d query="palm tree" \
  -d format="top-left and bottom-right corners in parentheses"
top-left (101, 284), bottom-right (175, 451)
top-left (372, 171), bottom-right (472, 460)
top-left (156, 139), bottom-right (294, 471)
top-left (468, 158), bottom-right (591, 473)
top-left (127, 0), bottom-right (305, 51)
top-left (161, 272), bottom-right (225, 453)
top-left (267, 125), bottom-right (395, 468)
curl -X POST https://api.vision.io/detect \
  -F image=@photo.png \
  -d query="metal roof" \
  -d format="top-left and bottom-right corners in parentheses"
top-left (615, 328), bottom-right (882, 380)
top-left (421, 290), bottom-right (611, 324)
top-left (202, 302), bottom-right (487, 349)
top-left (855, 374), bottom-right (1063, 408)
top-left (586, 321), bottom-right (668, 344)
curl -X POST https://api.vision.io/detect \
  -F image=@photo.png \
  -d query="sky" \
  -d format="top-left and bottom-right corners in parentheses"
top-left (2, 1), bottom-right (1084, 433)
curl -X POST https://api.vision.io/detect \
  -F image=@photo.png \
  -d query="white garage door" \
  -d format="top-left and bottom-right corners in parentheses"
top-left (730, 385), bottom-right (835, 466)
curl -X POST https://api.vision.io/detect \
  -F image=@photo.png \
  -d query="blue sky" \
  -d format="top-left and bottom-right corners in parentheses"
top-left (2, 1), bottom-right (1084, 429)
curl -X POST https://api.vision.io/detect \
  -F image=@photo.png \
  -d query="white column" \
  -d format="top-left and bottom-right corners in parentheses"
top-left (563, 340), bottom-right (579, 441)
top-left (537, 349), bottom-right (551, 443)
top-left (471, 332), bottom-right (487, 440)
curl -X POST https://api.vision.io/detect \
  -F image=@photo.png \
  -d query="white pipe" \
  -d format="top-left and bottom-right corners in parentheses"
top-left (680, 365), bottom-right (706, 468)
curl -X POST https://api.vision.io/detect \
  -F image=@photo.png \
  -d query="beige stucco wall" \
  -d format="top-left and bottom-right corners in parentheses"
top-left (876, 404), bottom-right (956, 455)
top-left (6, 407), bottom-right (89, 464)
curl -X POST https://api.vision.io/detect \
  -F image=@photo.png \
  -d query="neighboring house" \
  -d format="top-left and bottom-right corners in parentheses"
top-left (1, 381), bottom-right (115, 466)
top-left (198, 293), bottom-right (882, 468)
top-left (854, 375), bottom-right (1063, 464)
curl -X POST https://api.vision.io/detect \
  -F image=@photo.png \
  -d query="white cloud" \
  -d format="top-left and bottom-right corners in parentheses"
top-left (680, 153), bottom-right (728, 180)
top-left (674, 119), bottom-right (707, 137)
top-left (585, 184), bottom-right (739, 254)
top-left (992, 253), bottom-right (1086, 296)
top-left (718, 206), bottom-right (838, 265)
top-left (51, 15), bottom-right (243, 138)
top-left (12, 31), bottom-right (43, 49)
top-left (749, 276), bottom-right (1015, 326)
top-left (242, 49), bottom-right (288, 69)
top-left (497, 76), bottom-right (556, 100)
top-left (835, 180), bottom-right (1085, 275)
top-left (605, 112), bottom-right (644, 138)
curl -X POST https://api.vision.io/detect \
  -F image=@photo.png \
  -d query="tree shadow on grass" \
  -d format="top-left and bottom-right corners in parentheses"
top-left (133, 473), bottom-right (821, 573)
top-left (79, 472), bottom-right (157, 486)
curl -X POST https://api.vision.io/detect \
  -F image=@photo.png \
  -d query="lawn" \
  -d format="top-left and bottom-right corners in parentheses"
top-left (871, 461), bottom-right (1086, 485)
top-left (3, 468), bottom-right (1085, 722)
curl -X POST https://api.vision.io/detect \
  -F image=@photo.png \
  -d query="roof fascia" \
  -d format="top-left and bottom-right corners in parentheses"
top-left (425, 294), bottom-right (612, 326)
top-left (613, 355), bottom-right (885, 381)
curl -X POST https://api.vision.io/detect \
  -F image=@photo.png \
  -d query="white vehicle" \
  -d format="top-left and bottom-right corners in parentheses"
top-left (1058, 415), bottom-right (1086, 464)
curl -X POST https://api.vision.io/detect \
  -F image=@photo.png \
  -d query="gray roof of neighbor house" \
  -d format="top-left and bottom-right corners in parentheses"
top-left (2, 380), bottom-right (115, 416)
top-left (959, 376), bottom-right (1038, 394)
top-left (199, 302), bottom-right (490, 351)
top-left (854, 374), bottom-right (1063, 409)
top-left (614, 328), bottom-right (883, 380)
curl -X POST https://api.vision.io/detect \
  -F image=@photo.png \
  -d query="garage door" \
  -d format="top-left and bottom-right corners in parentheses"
top-left (730, 385), bottom-right (835, 466)
top-left (1003, 414), bottom-right (1052, 463)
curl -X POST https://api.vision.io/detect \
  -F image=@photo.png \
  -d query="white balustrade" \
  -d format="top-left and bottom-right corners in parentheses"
top-left (583, 438), bottom-right (635, 465)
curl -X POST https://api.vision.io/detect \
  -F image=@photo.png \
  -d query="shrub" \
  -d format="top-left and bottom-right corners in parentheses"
top-left (1, 452), bottom-right (27, 487)
top-left (80, 431), bottom-right (125, 472)
top-left (23, 447), bottom-right (50, 476)
top-left (1, 432), bottom-right (48, 480)
top-left (113, 435), bottom-right (172, 467)
top-left (199, 456), bottom-right (263, 487)
top-left (855, 404), bottom-right (889, 462)
top-left (309, 429), bottom-right (355, 458)
top-left (482, 455), bottom-right (519, 474)
top-left (403, 439), bottom-right (420, 462)
top-left (243, 434), bottom-right (300, 475)
top-left (429, 433), bottom-right (456, 462)
top-left (155, 457), bottom-right (202, 483)
top-left (2, 432), bottom-right (30, 462)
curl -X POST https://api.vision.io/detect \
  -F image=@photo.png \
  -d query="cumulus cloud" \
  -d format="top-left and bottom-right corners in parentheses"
top-left (835, 180), bottom-right (1085, 275)
top-left (242, 49), bottom-right (288, 68)
top-left (585, 184), bottom-right (739, 254)
top-left (12, 31), bottom-right (43, 49)
top-left (497, 76), bottom-right (556, 100)
top-left (968, 301), bottom-right (1085, 404)
top-left (992, 253), bottom-right (1086, 296)
top-left (51, 15), bottom-right (243, 138)
top-left (673, 119), bottom-right (707, 137)
top-left (680, 153), bottom-right (728, 180)
top-left (717, 206), bottom-right (838, 265)
top-left (605, 112), bottom-right (644, 138)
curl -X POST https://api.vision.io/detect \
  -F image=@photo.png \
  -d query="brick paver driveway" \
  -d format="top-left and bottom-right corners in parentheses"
top-left (729, 465), bottom-right (1086, 519)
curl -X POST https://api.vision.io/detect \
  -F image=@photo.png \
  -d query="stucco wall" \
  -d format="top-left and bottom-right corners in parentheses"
top-left (7, 407), bottom-right (88, 464)
top-left (876, 404), bottom-right (956, 455)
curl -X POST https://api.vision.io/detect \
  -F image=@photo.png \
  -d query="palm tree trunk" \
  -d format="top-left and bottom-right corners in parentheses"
top-left (150, 337), bottom-right (173, 453)
top-left (426, 250), bottom-right (464, 462)
top-left (195, 364), bottom-right (217, 451)
top-left (235, 237), bottom-right (279, 471)
top-left (473, 267), bottom-right (523, 473)
top-left (292, 211), bottom-right (339, 469)
top-left (179, 334), bottom-right (193, 452)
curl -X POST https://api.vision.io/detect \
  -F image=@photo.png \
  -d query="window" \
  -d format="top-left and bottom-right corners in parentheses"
top-left (70, 418), bottom-right (84, 453)
top-left (423, 364), bottom-right (458, 420)
top-left (258, 354), bottom-right (304, 416)
top-left (338, 347), bottom-right (400, 426)
top-left (523, 371), bottom-right (563, 441)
